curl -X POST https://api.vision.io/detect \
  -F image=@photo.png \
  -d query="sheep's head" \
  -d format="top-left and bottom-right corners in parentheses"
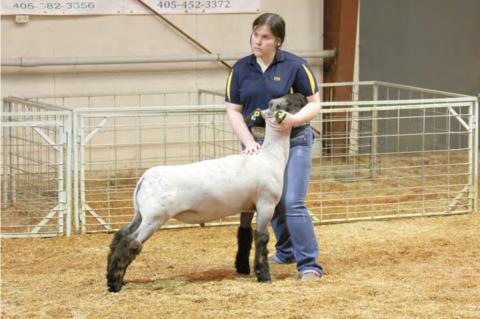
top-left (261, 93), bottom-right (307, 123)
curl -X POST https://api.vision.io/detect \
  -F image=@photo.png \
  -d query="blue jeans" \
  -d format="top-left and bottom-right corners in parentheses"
top-left (271, 126), bottom-right (323, 274)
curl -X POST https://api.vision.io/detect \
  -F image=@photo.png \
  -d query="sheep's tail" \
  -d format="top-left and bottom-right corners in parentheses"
top-left (126, 175), bottom-right (145, 234)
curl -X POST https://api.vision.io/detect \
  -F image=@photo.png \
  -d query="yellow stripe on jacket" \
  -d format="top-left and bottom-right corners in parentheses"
top-left (302, 64), bottom-right (316, 95)
top-left (226, 69), bottom-right (234, 102)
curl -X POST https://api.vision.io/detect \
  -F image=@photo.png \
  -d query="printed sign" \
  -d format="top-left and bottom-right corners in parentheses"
top-left (1, 0), bottom-right (261, 15)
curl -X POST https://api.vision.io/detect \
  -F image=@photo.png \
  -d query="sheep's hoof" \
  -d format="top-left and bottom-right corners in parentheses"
top-left (235, 256), bottom-right (250, 274)
top-left (236, 264), bottom-right (250, 275)
top-left (256, 271), bottom-right (272, 283)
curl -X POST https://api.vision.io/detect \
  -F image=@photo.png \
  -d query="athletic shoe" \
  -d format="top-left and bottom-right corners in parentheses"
top-left (300, 270), bottom-right (322, 281)
top-left (268, 254), bottom-right (296, 265)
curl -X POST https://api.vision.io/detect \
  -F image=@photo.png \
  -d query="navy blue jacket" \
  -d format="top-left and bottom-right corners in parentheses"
top-left (225, 50), bottom-right (319, 118)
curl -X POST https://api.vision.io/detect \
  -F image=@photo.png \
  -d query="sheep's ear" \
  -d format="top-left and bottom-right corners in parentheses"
top-left (288, 93), bottom-right (307, 113)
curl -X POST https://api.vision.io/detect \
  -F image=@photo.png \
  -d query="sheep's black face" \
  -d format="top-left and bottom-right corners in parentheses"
top-left (262, 93), bottom-right (307, 120)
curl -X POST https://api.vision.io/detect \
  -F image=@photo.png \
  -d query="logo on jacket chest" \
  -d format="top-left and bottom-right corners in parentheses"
top-left (273, 76), bottom-right (281, 81)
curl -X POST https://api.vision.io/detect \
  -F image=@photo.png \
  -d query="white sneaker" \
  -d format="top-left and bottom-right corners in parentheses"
top-left (300, 270), bottom-right (322, 281)
top-left (268, 254), bottom-right (295, 265)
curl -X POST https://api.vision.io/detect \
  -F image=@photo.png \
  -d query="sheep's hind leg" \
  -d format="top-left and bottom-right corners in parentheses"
top-left (235, 212), bottom-right (254, 274)
top-left (106, 215), bottom-right (164, 293)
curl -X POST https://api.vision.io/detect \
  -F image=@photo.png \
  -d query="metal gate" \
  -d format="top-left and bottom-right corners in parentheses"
top-left (72, 82), bottom-right (477, 233)
top-left (1, 99), bottom-right (72, 237)
top-left (2, 83), bottom-right (477, 235)
top-left (74, 105), bottom-right (237, 233)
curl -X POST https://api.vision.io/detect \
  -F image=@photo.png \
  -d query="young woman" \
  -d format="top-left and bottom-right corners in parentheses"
top-left (225, 13), bottom-right (323, 280)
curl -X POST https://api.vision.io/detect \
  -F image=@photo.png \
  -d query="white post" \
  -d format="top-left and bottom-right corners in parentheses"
top-left (348, 5), bottom-right (361, 157)
top-left (80, 115), bottom-right (87, 234)
top-left (371, 84), bottom-right (379, 178)
top-left (473, 95), bottom-right (479, 213)
top-left (57, 126), bottom-right (64, 234)
top-left (65, 113), bottom-right (73, 237)
top-left (73, 111), bottom-right (80, 233)
top-left (2, 101), bottom-right (11, 207)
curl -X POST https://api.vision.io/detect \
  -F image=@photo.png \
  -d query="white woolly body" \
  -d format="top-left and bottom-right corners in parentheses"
top-left (136, 148), bottom-right (287, 224)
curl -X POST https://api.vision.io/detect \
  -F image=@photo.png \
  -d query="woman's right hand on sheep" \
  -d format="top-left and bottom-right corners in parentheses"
top-left (243, 140), bottom-right (261, 155)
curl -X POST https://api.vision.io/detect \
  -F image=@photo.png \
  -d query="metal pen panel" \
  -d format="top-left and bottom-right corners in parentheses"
top-left (3, 85), bottom-right (476, 235)
top-left (1, 107), bottom-right (71, 238)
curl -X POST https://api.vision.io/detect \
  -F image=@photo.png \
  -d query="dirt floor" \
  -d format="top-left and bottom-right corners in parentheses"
top-left (1, 212), bottom-right (479, 319)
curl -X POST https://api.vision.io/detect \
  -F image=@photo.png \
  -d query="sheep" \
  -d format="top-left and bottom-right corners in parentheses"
top-left (106, 93), bottom-right (307, 292)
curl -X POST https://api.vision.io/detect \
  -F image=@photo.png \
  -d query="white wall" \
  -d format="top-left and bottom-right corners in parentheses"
top-left (1, 0), bottom-right (324, 101)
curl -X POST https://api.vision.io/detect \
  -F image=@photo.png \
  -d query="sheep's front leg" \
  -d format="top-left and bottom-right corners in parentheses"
top-left (254, 229), bottom-right (271, 282)
top-left (254, 203), bottom-right (275, 282)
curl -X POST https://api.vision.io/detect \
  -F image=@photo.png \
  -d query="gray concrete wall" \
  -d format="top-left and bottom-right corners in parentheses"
top-left (358, 0), bottom-right (479, 152)
top-left (359, 0), bottom-right (480, 96)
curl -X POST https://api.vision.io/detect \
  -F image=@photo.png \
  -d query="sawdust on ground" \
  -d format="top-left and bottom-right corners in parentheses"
top-left (1, 212), bottom-right (479, 318)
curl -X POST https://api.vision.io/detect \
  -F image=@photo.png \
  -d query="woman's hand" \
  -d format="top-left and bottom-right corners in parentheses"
top-left (268, 112), bottom-right (303, 131)
top-left (269, 93), bottom-right (321, 132)
top-left (243, 140), bottom-right (261, 155)
top-left (226, 103), bottom-right (262, 155)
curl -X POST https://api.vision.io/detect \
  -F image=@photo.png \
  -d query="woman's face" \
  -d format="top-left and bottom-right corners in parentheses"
top-left (250, 25), bottom-right (279, 58)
